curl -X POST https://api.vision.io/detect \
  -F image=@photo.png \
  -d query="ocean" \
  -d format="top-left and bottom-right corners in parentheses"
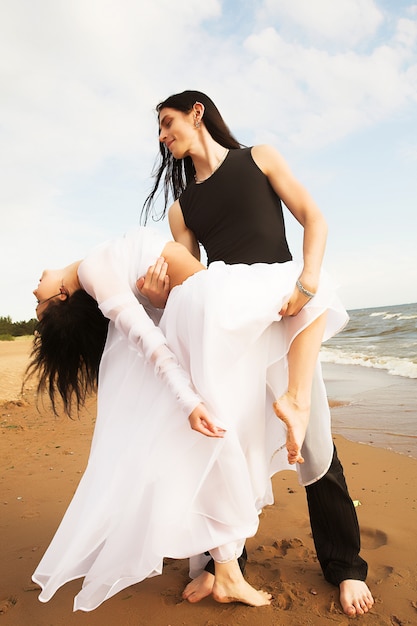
top-left (321, 302), bottom-right (417, 379)
top-left (319, 302), bottom-right (417, 458)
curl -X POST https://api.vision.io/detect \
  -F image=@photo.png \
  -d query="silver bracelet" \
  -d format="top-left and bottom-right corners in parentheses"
top-left (296, 278), bottom-right (316, 299)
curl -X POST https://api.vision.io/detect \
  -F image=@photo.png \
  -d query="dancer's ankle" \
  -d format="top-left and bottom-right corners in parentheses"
top-left (214, 559), bottom-right (241, 582)
top-left (285, 389), bottom-right (310, 412)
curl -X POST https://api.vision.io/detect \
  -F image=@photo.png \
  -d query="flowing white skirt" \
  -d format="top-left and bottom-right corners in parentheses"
top-left (32, 260), bottom-right (348, 612)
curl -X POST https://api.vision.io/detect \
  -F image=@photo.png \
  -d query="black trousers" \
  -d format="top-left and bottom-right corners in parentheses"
top-left (205, 444), bottom-right (367, 586)
top-left (305, 444), bottom-right (367, 586)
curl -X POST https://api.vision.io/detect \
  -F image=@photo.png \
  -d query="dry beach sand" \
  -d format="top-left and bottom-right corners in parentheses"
top-left (0, 337), bottom-right (416, 626)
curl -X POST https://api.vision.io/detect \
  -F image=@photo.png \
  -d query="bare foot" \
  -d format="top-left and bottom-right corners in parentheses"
top-left (212, 560), bottom-right (271, 607)
top-left (273, 393), bottom-right (310, 464)
top-left (182, 571), bottom-right (214, 603)
top-left (212, 578), bottom-right (272, 607)
top-left (339, 579), bottom-right (374, 616)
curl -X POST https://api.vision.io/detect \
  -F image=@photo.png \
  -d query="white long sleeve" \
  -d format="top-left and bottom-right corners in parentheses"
top-left (78, 229), bottom-right (203, 417)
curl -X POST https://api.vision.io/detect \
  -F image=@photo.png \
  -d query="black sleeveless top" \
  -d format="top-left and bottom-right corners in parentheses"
top-left (179, 147), bottom-right (292, 265)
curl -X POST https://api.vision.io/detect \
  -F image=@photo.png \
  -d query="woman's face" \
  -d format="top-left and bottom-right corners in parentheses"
top-left (158, 107), bottom-right (196, 159)
top-left (33, 269), bottom-right (63, 318)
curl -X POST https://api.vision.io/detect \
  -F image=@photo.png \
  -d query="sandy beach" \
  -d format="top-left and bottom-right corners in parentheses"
top-left (1, 337), bottom-right (416, 626)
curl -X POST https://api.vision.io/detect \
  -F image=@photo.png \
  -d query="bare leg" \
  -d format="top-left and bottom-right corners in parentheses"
top-left (339, 580), bottom-right (374, 616)
top-left (212, 559), bottom-right (272, 606)
top-left (273, 312), bottom-right (327, 464)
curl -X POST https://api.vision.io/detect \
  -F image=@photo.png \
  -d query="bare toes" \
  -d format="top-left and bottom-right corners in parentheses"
top-left (339, 580), bottom-right (374, 616)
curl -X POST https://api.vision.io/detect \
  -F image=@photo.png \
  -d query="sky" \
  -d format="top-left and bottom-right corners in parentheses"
top-left (1, 0), bottom-right (416, 321)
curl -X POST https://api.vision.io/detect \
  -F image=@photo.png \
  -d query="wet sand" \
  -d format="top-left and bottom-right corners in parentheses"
top-left (323, 362), bottom-right (417, 458)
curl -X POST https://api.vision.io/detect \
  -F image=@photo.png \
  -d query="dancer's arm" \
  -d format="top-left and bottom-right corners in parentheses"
top-left (79, 246), bottom-right (221, 438)
top-left (169, 200), bottom-right (201, 260)
top-left (252, 144), bottom-right (327, 317)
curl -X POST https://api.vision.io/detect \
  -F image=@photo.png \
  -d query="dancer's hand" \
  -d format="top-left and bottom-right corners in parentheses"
top-left (279, 275), bottom-right (317, 317)
top-left (136, 257), bottom-right (170, 308)
top-left (189, 404), bottom-right (226, 438)
top-left (279, 286), bottom-right (310, 317)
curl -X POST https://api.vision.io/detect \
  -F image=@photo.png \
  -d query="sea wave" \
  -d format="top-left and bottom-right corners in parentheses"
top-left (320, 347), bottom-right (417, 379)
top-left (369, 311), bottom-right (417, 321)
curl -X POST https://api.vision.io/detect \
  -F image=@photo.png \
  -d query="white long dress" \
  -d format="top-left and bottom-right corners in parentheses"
top-left (32, 227), bottom-right (348, 612)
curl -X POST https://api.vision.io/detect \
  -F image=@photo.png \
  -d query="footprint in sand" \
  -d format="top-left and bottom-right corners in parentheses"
top-left (161, 587), bottom-right (183, 606)
top-left (253, 539), bottom-right (318, 589)
top-left (272, 537), bottom-right (316, 562)
top-left (275, 591), bottom-right (293, 610)
top-left (260, 537), bottom-right (303, 557)
top-left (0, 596), bottom-right (17, 615)
top-left (360, 526), bottom-right (388, 550)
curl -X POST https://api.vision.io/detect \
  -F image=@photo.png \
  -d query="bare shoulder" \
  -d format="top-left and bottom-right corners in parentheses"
top-left (251, 144), bottom-right (287, 175)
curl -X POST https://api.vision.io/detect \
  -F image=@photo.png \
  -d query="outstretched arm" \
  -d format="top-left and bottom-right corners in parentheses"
top-left (78, 238), bottom-right (221, 437)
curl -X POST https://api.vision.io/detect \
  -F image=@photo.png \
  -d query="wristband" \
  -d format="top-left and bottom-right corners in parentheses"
top-left (296, 279), bottom-right (316, 299)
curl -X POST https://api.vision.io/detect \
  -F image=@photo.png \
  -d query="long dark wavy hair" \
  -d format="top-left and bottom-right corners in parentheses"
top-left (25, 290), bottom-right (109, 416)
top-left (141, 90), bottom-right (243, 223)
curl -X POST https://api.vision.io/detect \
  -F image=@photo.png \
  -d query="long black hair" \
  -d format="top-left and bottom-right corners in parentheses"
top-left (25, 290), bottom-right (109, 416)
top-left (141, 90), bottom-right (243, 223)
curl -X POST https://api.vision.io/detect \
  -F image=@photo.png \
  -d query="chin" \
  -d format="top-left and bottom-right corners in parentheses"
top-left (169, 145), bottom-right (186, 160)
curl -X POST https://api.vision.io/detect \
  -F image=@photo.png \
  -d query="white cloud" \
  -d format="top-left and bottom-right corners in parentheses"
top-left (406, 4), bottom-right (417, 16)
top-left (260, 0), bottom-right (383, 46)
top-left (242, 19), bottom-right (417, 150)
top-left (0, 0), bottom-right (416, 320)
top-left (394, 16), bottom-right (417, 50)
